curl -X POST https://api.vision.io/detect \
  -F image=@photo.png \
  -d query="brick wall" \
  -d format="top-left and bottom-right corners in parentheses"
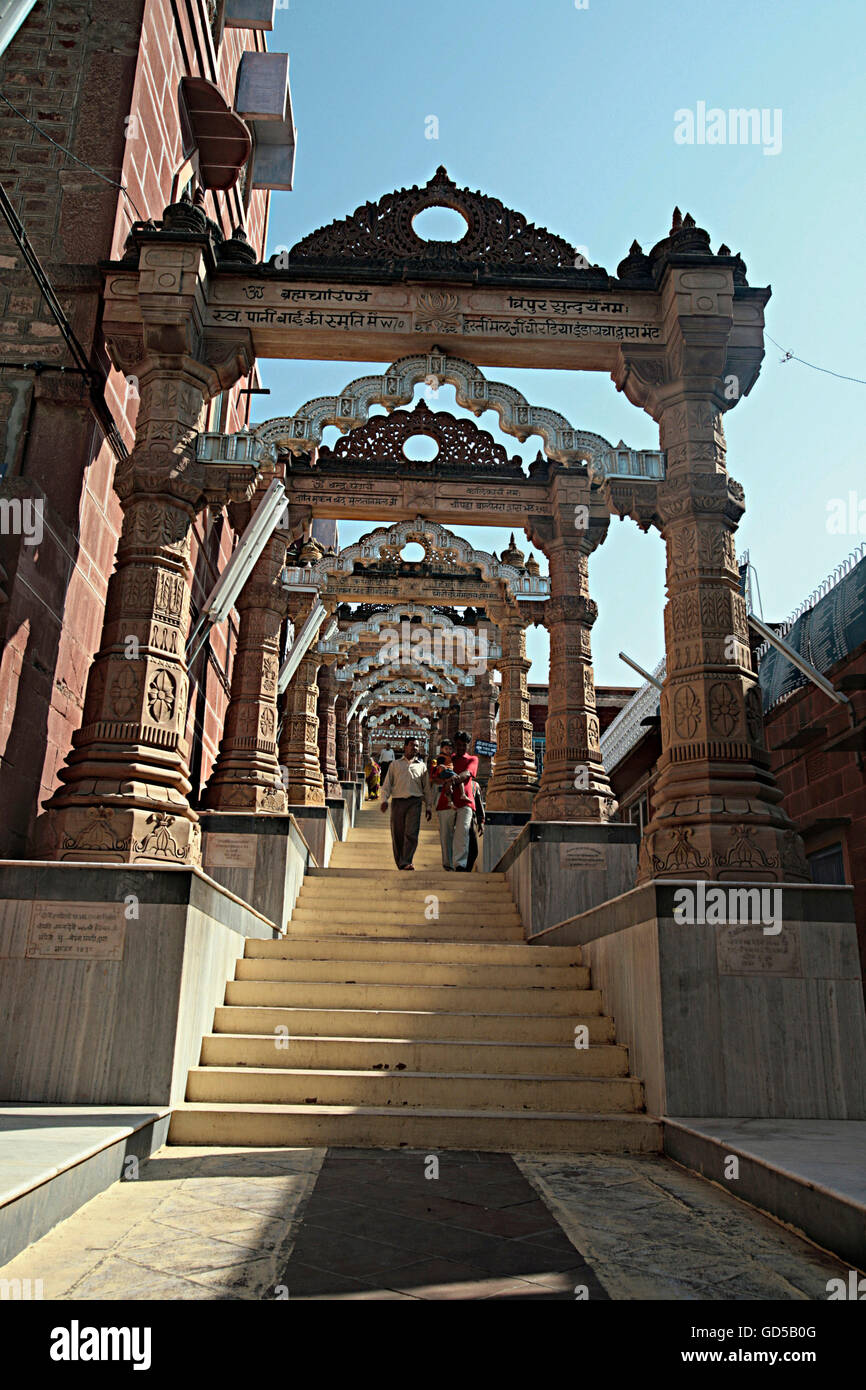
top-left (0, 0), bottom-right (272, 855)
top-left (764, 642), bottom-right (866, 973)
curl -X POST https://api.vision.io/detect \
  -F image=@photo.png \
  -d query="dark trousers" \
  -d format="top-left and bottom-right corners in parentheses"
top-left (390, 796), bottom-right (423, 869)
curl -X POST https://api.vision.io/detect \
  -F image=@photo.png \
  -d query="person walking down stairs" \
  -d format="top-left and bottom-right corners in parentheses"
top-left (379, 736), bottom-right (432, 870)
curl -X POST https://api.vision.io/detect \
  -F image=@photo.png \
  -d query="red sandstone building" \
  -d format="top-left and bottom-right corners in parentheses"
top-left (0, 0), bottom-right (294, 855)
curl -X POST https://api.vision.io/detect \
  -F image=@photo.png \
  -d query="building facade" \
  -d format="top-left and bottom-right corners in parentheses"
top-left (0, 0), bottom-right (293, 855)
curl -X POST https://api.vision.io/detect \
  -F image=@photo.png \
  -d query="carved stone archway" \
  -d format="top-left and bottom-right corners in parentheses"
top-left (80, 174), bottom-right (808, 882)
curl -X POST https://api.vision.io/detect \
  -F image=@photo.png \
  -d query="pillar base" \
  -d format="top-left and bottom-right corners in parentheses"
top-left (481, 812), bottom-right (530, 872)
top-left (638, 798), bottom-right (810, 885)
top-left (532, 880), bottom-right (866, 1119)
top-left (34, 802), bottom-right (202, 867)
top-left (0, 860), bottom-right (275, 1105)
top-left (494, 821), bottom-right (641, 936)
top-left (282, 783), bottom-right (326, 809)
top-left (202, 772), bottom-right (288, 815)
top-left (532, 786), bottom-right (616, 823)
top-left (285, 804), bottom-right (337, 868)
top-left (200, 811), bottom-right (313, 929)
top-left (485, 784), bottom-right (537, 815)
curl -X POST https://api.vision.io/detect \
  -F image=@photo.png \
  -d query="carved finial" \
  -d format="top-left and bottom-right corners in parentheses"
top-left (629, 240), bottom-right (642, 254)
top-left (218, 222), bottom-right (257, 265)
top-left (500, 532), bottom-right (526, 568)
top-left (670, 207), bottom-right (682, 233)
top-left (683, 212), bottom-right (695, 228)
top-left (718, 243), bottom-right (731, 256)
top-left (192, 185), bottom-right (206, 207)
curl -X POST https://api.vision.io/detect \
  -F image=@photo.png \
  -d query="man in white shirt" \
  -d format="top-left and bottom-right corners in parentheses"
top-left (379, 737), bottom-right (432, 869)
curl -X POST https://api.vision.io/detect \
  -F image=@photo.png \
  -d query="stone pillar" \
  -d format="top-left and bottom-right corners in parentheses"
top-left (642, 400), bottom-right (806, 881)
top-left (446, 701), bottom-right (460, 742)
top-left (614, 238), bottom-right (808, 883)
top-left (531, 524), bottom-right (616, 822)
top-left (316, 662), bottom-right (342, 799)
top-left (38, 352), bottom-right (256, 864)
top-left (458, 684), bottom-right (475, 743)
top-left (202, 479), bottom-right (287, 813)
top-left (279, 595), bottom-right (325, 806)
top-left (485, 619), bottom-right (538, 813)
top-left (335, 694), bottom-right (350, 780)
top-left (348, 714), bottom-right (362, 776)
top-left (471, 650), bottom-right (498, 787)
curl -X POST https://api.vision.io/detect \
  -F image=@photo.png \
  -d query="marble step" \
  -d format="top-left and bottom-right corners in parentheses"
top-left (185, 1066), bottom-right (645, 1113)
top-left (212, 1004), bottom-right (613, 1043)
top-left (169, 1104), bottom-right (662, 1153)
top-left (234, 956), bottom-right (590, 989)
top-left (199, 1032), bottom-right (629, 1076)
top-left (223, 979), bottom-right (600, 1014)
top-left (245, 936), bottom-right (583, 966)
top-left (285, 919), bottom-right (524, 941)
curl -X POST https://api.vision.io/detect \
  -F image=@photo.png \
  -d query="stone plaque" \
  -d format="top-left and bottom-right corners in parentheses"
top-left (204, 833), bottom-right (258, 869)
top-left (560, 844), bottom-right (605, 870)
top-left (716, 923), bottom-right (803, 977)
top-left (26, 902), bottom-right (126, 961)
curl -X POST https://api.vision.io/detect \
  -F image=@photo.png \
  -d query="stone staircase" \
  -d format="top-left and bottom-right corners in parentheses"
top-left (170, 800), bottom-right (660, 1151)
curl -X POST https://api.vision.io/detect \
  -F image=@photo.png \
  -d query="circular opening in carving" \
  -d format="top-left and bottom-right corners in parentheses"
top-left (400, 541), bottom-right (427, 563)
top-left (402, 432), bottom-right (439, 462)
top-left (412, 206), bottom-right (469, 243)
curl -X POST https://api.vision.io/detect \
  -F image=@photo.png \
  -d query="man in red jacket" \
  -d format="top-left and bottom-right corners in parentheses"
top-left (446, 729), bottom-right (478, 872)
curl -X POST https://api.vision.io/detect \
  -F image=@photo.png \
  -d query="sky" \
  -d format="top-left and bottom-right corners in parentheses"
top-left (251, 0), bottom-right (866, 684)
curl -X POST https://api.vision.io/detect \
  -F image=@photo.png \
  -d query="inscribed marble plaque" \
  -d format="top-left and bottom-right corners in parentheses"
top-left (26, 902), bottom-right (126, 960)
top-left (204, 834), bottom-right (258, 869)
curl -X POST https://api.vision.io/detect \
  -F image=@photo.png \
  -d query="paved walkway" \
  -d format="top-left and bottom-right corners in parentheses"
top-left (0, 1146), bottom-right (850, 1300)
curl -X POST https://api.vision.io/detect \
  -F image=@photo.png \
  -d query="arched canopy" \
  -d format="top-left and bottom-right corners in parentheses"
top-left (290, 518), bottom-right (549, 602)
top-left (257, 346), bottom-right (623, 474)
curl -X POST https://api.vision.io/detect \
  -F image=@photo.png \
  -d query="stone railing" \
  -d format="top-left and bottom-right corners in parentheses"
top-left (589, 445), bottom-right (665, 483)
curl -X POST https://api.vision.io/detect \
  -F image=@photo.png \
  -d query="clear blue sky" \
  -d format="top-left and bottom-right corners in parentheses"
top-left (252, 0), bottom-right (866, 684)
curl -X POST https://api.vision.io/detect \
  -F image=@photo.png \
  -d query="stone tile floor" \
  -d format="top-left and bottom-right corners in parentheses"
top-left (0, 1147), bottom-right (850, 1300)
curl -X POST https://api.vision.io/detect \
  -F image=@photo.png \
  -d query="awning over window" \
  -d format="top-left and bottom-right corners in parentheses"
top-left (179, 77), bottom-right (252, 192)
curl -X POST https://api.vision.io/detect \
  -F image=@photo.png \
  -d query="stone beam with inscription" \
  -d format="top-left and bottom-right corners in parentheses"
top-left (281, 469), bottom-right (551, 528)
top-left (204, 280), bottom-right (663, 371)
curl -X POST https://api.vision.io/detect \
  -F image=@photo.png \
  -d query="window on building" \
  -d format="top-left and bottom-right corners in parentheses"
top-left (807, 843), bottom-right (846, 885)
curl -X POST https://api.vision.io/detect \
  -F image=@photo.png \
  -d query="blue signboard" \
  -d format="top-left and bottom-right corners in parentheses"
top-left (474, 739), bottom-right (497, 756)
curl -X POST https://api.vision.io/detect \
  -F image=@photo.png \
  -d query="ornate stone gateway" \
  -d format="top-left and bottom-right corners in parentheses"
top-left (65, 170), bottom-right (807, 882)
top-left (281, 519), bottom-right (545, 813)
